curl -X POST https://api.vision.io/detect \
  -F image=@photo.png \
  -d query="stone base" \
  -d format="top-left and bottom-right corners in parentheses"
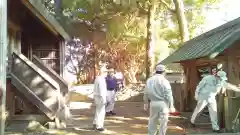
top-left (5, 120), bottom-right (47, 132)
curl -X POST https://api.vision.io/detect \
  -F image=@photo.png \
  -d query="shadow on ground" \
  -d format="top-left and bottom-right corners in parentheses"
top-left (5, 102), bottom-right (214, 135)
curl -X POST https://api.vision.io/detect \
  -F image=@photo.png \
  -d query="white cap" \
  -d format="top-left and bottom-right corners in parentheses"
top-left (100, 66), bottom-right (108, 72)
top-left (156, 64), bottom-right (166, 72)
top-left (217, 71), bottom-right (227, 81)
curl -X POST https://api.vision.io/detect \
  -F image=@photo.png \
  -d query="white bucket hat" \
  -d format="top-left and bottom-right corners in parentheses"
top-left (156, 64), bottom-right (166, 72)
top-left (217, 71), bottom-right (228, 81)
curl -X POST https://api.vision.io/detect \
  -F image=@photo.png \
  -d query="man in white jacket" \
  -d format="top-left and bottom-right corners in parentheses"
top-left (93, 67), bottom-right (108, 131)
top-left (191, 70), bottom-right (240, 133)
top-left (144, 64), bottom-right (176, 135)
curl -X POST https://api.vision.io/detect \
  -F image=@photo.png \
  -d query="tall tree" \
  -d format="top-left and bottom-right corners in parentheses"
top-left (44, 0), bottom-right (222, 84)
top-left (145, 0), bottom-right (154, 79)
top-left (144, 0), bottom-right (158, 78)
top-left (173, 0), bottom-right (190, 42)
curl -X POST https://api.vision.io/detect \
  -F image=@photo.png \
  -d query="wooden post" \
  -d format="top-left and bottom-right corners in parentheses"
top-left (225, 56), bottom-right (233, 131)
top-left (29, 44), bottom-right (32, 61)
top-left (59, 39), bottom-right (65, 78)
top-left (183, 61), bottom-right (198, 111)
top-left (0, 0), bottom-right (8, 133)
top-left (217, 60), bottom-right (227, 128)
top-left (180, 63), bottom-right (187, 111)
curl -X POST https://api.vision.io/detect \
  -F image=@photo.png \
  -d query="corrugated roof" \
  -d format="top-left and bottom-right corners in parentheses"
top-left (161, 17), bottom-right (240, 64)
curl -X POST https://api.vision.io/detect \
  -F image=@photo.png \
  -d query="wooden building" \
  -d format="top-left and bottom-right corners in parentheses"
top-left (6, 0), bottom-right (70, 126)
top-left (162, 17), bottom-right (240, 131)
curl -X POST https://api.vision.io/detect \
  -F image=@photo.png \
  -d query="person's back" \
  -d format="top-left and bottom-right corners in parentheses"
top-left (143, 64), bottom-right (175, 135)
top-left (145, 74), bottom-right (171, 104)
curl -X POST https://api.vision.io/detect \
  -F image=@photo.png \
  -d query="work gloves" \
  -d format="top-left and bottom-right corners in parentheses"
top-left (194, 94), bottom-right (198, 101)
top-left (144, 104), bottom-right (149, 111)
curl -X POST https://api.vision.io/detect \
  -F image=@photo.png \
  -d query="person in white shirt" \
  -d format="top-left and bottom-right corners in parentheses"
top-left (92, 67), bottom-right (108, 131)
top-left (143, 64), bottom-right (176, 135)
top-left (115, 71), bottom-right (124, 90)
top-left (191, 70), bottom-right (240, 133)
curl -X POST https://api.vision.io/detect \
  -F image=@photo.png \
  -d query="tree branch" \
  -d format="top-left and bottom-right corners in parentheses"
top-left (136, 1), bottom-right (148, 14)
top-left (160, 0), bottom-right (175, 13)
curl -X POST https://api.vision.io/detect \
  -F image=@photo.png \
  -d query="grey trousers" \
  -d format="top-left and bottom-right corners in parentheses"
top-left (148, 101), bottom-right (169, 135)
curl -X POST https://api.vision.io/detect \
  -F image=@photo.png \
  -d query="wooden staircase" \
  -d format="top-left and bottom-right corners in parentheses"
top-left (8, 52), bottom-right (69, 128)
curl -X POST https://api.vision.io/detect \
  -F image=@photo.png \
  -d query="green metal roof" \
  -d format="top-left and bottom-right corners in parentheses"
top-left (162, 17), bottom-right (240, 64)
top-left (23, 0), bottom-right (71, 40)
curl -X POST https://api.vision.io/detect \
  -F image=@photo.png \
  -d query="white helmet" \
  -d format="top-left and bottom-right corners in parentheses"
top-left (217, 71), bottom-right (227, 81)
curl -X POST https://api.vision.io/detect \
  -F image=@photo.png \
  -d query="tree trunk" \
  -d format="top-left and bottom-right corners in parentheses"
top-left (145, 1), bottom-right (156, 79)
top-left (54, 0), bottom-right (62, 17)
top-left (173, 0), bottom-right (190, 42)
top-left (145, 4), bottom-right (151, 79)
top-left (150, 3), bottom-right (157, 73)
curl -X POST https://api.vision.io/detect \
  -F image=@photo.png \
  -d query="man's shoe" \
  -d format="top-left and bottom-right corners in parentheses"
top-left (213, 129), bottom-right (223, 133)
top-left (93, 124), bottom-right (96, 130)
top-left (190, 122), bottom-right (196, 128)
top-left (110, 111), bottom-right (116, 115)
top-left (96, 128), bottom-right (105, 132)
top-left (106, 112), bottom-right (112, 116)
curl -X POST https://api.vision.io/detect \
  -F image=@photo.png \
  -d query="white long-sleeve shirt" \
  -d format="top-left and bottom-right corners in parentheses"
top-left (143, 74), bottom-right (174, 107)
top-left (93, 75), bottom-right (107, 104)
top-left (195, 75), bottom-right (226, 101)
top-left (196, 75), bottom-right (240, 101)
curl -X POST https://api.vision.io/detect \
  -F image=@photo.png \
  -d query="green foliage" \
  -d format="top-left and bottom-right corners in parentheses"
top-left (61, 0), bottom-right (95, 20)
top-left (43, 0), bottom-right (221, 49)
top-left (43, 0), bottom-right (222, 82)
top-left (154, 0), bottom-right (221, 49)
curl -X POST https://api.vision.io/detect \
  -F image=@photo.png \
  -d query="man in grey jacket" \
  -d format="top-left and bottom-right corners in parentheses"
top-left (144, 64), bottom-right (176, 135)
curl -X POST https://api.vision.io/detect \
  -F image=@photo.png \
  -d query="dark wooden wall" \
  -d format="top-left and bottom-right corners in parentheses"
top-left (20, 7), bottom-right (62, 74)
top-left (8, 0), bottom-right (62, 74)
top-left (6, 0), bottom-right (63, 117)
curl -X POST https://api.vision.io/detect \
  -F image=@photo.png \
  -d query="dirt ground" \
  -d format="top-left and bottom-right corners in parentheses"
top-left (64, 102), bottom-right (213, 135)
top-left (5, 102), bottom-right (215, 135)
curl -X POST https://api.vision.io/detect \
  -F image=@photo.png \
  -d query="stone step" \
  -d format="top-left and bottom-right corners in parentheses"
top-left (5, 120), bottom-right (47, 132)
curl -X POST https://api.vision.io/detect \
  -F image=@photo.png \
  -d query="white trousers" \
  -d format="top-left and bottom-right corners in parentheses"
top-left (149, 101), bottom-right (169, 135)
top-left (93, 97), bottom-right (106, 128)
top-left (191, 99), bottom-right (219, 130)
top-left (106, 90), bottom-right (116, 112)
